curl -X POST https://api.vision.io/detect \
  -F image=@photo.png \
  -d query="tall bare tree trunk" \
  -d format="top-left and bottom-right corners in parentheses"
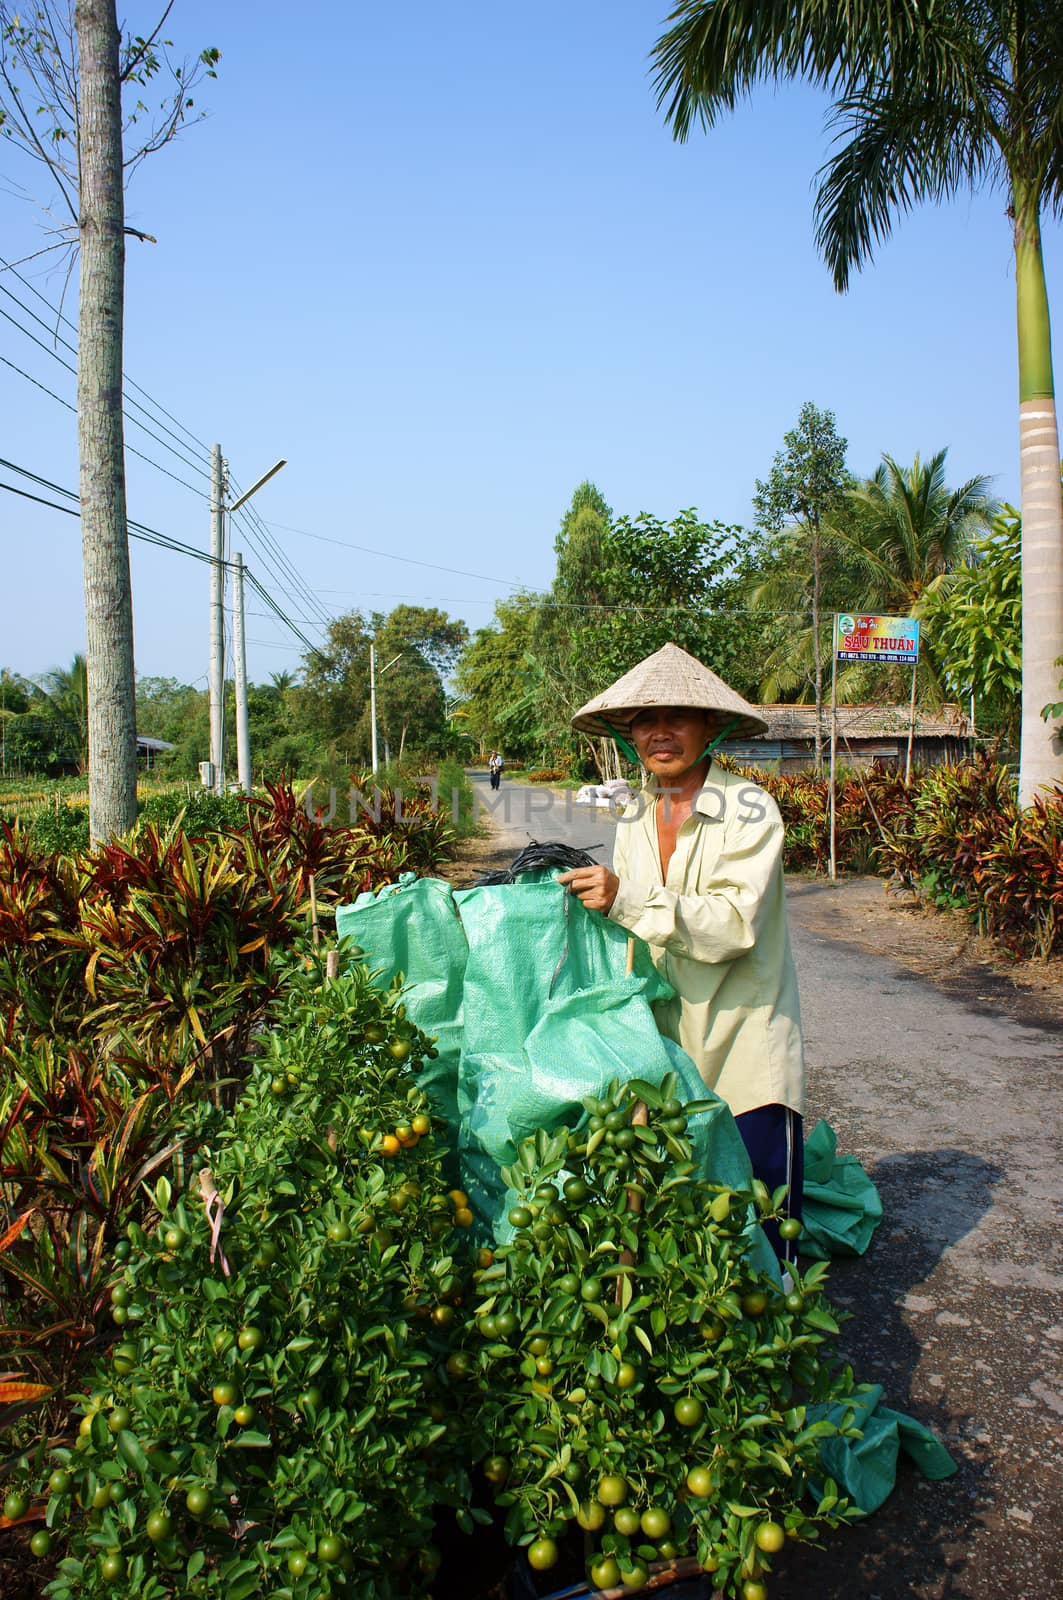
top-left (76, 0), bottom-right (137, 842)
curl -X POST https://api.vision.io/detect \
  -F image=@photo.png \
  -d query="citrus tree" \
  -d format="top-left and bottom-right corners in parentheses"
top-left (472, 1079), bottom-right (861, 1598)
top-left (34, 956), bottom-right (481, 1599)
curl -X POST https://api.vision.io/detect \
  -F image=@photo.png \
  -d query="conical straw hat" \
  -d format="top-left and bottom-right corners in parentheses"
top-left (570, 642), bottom-right (769, 742)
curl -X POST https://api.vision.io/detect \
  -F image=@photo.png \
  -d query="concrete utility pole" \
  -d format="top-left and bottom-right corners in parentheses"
top-left (209, 443), bottom-right (226, 794)
top-left (233, 552), bottom-right (251, 793)
top-left (370, 643), bottom-right (402, 774)
top-left (370, 641), bottom-right (378, 775)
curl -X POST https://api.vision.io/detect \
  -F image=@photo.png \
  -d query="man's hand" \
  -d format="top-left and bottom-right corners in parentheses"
top-left (557, 865), bottom-right (619, 915)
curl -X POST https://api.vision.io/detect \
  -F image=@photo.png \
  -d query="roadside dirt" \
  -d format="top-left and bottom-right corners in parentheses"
top-left (785, 872), bottom-right (1063, 1034)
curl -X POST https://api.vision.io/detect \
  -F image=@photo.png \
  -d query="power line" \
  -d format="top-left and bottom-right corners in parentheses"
top-left (0, 278), bottom-right (213, 476)
top-left (260, 515), bottom-right (520, 587)
top-left (316, 585), bottom-right (811, 616)
top-left (0, 253), bottom-right (214, 463)
top-left (229, 494), bottom-right (331, 630)
top-left (0, 352), bottom-right (77, 414)
top-left (244, 635), bottom-right (306, 651)
top-left (0, 471), bottom-right (218, 567)
top-left (236, 495), bottom-right (331, 626)
top-left (0, 456), bottom-right (329, 663)
top-left (1, 262), bottom-right (337, 633)
top-left (0, 291), bottom-right (213, 498)
top-left (1, 465), bottom-right (816, 627)
top-left (243, 570), bottom-right (326, 660)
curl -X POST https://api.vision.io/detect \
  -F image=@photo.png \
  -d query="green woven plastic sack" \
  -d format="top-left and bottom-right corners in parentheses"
top-left (452, 876), bottom-right (760, 1236)
top-left (336, 872), bottom-right (771, 1274)
top-left (800, 1118), bottom-right (884, 1259)
top-left (812, 1383), bottom-right (956, 1512)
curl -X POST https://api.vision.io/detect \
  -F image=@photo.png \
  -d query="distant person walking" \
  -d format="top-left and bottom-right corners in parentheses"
top-left (488, 751), bottom-right (504, 791)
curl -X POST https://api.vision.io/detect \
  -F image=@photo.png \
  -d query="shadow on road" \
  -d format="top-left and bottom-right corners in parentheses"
top-left (771, 1147), bottom-right (1002, 1598)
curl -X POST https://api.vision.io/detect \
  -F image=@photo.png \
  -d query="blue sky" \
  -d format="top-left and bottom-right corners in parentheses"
top-left (2, 0), bottom-right (1058, 687)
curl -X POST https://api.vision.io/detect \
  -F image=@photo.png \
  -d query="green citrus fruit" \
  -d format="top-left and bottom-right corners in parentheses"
top-left (146, 1509), bottom-right (172, 1543)
top-left (590, 1556), bottom-right (621, 1589)
top-left (596, 1473), bottom-right (627, 1507)
top-left (527, 1538), bottom-right (559, 1571)
top-left (185, 1486), bottom-right (212, 1517)
top-left (641, 1507), bottom-right (671, 1539)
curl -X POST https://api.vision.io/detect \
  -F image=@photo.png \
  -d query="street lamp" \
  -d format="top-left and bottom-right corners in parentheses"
top-left (209, 449), bottom-right (286, 795)
top-left (229, 459), bottom-right (287, 515)
top-left (369, 643), bottom-right (401, 774)
top-left (230, 460), bottom-right (287, 795)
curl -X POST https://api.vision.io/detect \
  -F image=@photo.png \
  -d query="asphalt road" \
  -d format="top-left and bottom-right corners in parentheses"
top-left (467, 771), bottom-right (618, 863)
top-left (469, 774), bottom-right (1063, 1600)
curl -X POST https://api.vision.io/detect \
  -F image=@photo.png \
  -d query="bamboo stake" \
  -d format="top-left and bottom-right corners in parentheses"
top-left (616, 930), bottom-right (647, 1305)
top-left (325, 949), bottom-right (339, 983)
top-left (309, 873), bottom-right (320, 948)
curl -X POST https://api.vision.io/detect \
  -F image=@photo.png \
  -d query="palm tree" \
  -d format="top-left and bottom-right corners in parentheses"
top-left (32, 654), bottom-right (91, 772)
top-left (750, 451), bottom-right (994, 708)
top-left (831, 450), bottom-right (996, 703)
top-left (653, 0), bottom-right (1063, 803)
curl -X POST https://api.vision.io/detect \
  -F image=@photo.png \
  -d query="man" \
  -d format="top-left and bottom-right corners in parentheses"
top-left (488, 751), bottom-right (503, 791)
top-left (558, 642), bottom-right (804, 1254)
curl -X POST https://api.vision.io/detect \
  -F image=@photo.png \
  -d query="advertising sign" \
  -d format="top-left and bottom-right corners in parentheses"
top-left (834, 613), bottom-right (919, 664)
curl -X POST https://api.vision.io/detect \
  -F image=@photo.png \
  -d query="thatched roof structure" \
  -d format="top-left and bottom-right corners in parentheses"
top-left (754, 703), bottom-right (970, 741)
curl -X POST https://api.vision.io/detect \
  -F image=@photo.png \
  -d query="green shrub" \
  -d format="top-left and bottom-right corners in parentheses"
top-left (137, 791), bottom-right (248, 835)
top-left (28, 803), bottom-right (91, 856)
top-left (436, 758), bottom-right (475, 838)
top-left (41, 959), bottom-right (480, 1599)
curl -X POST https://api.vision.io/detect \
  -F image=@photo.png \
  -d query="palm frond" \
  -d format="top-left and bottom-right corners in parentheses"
top-left (814, 77), bottom-right (1000, 288)
top-left (652, 0), bottom-right (899, 139)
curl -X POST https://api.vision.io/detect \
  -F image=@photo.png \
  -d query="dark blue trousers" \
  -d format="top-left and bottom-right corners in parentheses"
top-left (734, 1104), bottom-right (803, 1262)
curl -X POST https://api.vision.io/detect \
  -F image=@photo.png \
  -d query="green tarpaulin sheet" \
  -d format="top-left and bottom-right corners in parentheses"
top-left (801, 1118), bottom-right (884, 1259)
top-left (337, 871), bottom-right (774, 1275)
top-left (813, 1383), bottom-right (957, 1511)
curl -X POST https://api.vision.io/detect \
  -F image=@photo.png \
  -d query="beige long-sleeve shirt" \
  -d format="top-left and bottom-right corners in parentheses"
top-left (607, 763), bottom-right (805, 1118)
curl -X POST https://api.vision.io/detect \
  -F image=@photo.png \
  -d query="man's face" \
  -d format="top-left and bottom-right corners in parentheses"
top-left (629, 706), bottom-right (713, 780)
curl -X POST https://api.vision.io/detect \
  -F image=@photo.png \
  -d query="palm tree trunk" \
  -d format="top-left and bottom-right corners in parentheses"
top-left (1014, 187), bottom-right (1063, 805)
top-left (76, 0), bottom-right (138, 842)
